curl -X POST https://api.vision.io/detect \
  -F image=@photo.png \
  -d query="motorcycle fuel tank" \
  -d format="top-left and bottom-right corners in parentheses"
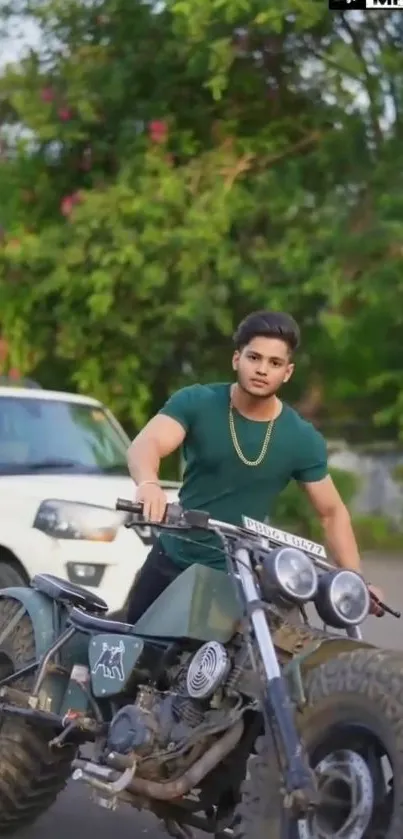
top-left (133, 563), bottom-right (241, 643)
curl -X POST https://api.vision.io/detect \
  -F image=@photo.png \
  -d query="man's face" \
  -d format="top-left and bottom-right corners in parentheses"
top-left (232, 336), bottom-right (294, 399)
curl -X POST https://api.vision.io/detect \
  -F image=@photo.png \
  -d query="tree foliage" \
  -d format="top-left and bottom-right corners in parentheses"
top-left (0, 0), bottom-right (403, 436)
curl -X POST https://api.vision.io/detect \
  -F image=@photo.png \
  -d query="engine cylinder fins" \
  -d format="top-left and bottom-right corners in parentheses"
top-left (186, 641), bottom-right (231, 699)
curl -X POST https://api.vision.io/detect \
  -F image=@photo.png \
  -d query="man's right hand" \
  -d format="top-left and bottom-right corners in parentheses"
top-left (135, 481), bottom-right (168, 522)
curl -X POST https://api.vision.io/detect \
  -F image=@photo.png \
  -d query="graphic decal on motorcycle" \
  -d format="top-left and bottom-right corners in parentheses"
top-left (242, 516), bottom-right (327, 559)
top-left (91, 639), bottom-right (125, 681)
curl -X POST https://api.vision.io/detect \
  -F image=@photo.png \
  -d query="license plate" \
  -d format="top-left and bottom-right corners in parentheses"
top-left (242, 516), bottom-right (327, 559)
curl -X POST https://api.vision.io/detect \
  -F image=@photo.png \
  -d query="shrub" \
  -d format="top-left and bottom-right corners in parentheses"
top-left (352, 515), bottom-right (403, 551)
top-left (271, 467), bottom-right (359, 540)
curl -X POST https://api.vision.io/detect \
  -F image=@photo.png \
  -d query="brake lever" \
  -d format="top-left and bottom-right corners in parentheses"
top-left (123, 503), bottom-right (209, 531)
top-left (124, 517), bottom-right (190, 531)
top-left (370, 593), bottom-right (401, 619)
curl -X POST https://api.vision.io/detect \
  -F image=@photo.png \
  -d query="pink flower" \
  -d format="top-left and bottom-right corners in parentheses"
top-left (149, 120), bottom-right (168, 144)
top-left (8, 367), bottom-right (20, 380)
top-left (61, 197), bottom-right (73, 217)
top-left (60, 192), bottom-right (82, 217)
top-left (58, 107), bottom-right (72, 122)
top-left (41, 87), bottom-right (54, 103)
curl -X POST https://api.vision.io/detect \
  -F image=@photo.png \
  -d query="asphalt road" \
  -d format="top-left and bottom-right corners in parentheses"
top-left (13, 552), bottom-right (403, 839)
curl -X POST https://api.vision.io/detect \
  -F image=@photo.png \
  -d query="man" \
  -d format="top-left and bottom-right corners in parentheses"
top-left (126, 310), bottom-right (383, 623)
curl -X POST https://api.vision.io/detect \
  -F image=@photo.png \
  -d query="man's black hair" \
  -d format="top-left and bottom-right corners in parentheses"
top-left (233, 310), bottom-right (300, 354)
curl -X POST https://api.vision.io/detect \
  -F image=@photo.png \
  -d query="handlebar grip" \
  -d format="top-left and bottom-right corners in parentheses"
top-left (115, 498), bottom-right (210, 530)
top-left (116, 498), bottom-right (144, 514)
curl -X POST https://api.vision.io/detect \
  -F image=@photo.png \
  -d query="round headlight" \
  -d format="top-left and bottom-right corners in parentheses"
top-left (262, 547), bottom-right (318, 603)
top-left (315, 569), bottom-right (370, 629)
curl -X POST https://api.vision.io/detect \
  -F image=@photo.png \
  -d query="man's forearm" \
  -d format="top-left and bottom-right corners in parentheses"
top-left (127, 437), bottom-right (161, 485)
top-left (320, 504), bottom-right (361, 573)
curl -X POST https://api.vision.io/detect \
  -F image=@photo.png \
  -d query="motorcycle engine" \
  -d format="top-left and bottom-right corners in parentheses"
top-left (106, 641), bottom-right (232, 758)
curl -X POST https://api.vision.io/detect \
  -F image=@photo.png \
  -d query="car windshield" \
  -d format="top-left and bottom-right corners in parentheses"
top-left (0, 396), bottom-right (131, 475)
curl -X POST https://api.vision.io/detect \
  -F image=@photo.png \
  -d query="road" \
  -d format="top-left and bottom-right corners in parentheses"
top-left (14, 552), bottom-right (403, 839)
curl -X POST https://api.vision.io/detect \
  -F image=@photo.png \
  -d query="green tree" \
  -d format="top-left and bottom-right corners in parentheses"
top-left (0, 0), bottom-right (402, 439)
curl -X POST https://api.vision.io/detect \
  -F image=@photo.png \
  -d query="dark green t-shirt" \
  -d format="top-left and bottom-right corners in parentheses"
top-left (158, 383), bottom-right (327, 570)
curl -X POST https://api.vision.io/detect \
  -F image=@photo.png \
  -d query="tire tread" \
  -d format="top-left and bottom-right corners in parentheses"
top-left (235, 648), bottom-right (403, 839)
top-left (0, 597), bottom-right (74, 834)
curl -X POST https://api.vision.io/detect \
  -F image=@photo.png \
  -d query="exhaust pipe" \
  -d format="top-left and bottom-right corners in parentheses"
top-left (109, 719), bottom-right (244, 800)
top-left (72, 719), bottom-right (244, 802)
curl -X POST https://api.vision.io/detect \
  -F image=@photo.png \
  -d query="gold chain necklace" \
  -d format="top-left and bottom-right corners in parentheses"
top-left (229, 403), bottom-right (275, 467)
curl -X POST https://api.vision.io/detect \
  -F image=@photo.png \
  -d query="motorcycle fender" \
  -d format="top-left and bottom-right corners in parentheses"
top-left (0, 587), bottom-right (58, 656)
top-left (0, 587), bottom-right (90, 715)
top-left (284, 636), bottom-right (374, 706)
top-left (88, 633), bottom-right (144, 698)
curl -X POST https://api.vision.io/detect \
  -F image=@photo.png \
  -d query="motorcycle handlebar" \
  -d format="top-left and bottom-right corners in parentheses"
top-left (115, 499), bottom-right (144, 515)
top-left (115, 498), bottom-right (212, 530)
top-left (115, 499), bottom-right (400, 620)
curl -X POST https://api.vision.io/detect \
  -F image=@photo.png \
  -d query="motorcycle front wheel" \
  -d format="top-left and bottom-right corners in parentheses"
top-left (235, 648), bottom-right (403, 839)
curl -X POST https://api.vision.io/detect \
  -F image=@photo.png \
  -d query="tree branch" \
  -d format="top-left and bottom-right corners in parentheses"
top-left (340, 14), bottom-right (383, 150)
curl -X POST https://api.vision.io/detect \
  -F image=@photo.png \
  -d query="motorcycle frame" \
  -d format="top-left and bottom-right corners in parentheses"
top-left (0, 528), bottom-right (365, 807)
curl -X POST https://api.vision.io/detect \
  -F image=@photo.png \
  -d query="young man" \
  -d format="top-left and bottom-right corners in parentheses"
top-left (126, 310), bottom-right (383, 623)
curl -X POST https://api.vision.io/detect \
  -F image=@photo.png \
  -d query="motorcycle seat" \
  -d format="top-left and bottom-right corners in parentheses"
top-left (67, 606), bottom-right (179, 643)
top-left (32, 573), bottom-right (108, 614)
top-left (68, 606), bottom-right (139, 635)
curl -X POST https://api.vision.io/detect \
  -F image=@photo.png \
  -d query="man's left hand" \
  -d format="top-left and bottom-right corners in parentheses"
top-left (368, 584), bottom-right (385, 617)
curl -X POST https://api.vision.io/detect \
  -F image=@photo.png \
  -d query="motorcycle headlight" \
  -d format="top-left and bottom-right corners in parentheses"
top-left (315, 569), bottom-right (370, 628)
top-left (33, 499), bottom-right (126, 542)
top-left (261, 546), bottom-right (318, 604)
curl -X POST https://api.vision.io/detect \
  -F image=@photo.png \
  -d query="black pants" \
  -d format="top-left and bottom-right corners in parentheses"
top-left (126, 541), bottom-right (183, 624)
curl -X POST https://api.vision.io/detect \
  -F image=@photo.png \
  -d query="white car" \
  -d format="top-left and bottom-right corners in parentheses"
top-left (0, 381), bottom-right (180, 612)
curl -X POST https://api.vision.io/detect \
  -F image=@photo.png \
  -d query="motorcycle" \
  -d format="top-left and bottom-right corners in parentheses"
top-left (0, 498), bottom-right (401, 839)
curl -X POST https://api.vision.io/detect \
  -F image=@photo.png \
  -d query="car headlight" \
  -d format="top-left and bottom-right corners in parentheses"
top-left (33, 499), bottom-right (126, 542)
top-left (315, 569), bottom-right (370, 628)
top-left (261, 546), bottom-right (318, 604)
